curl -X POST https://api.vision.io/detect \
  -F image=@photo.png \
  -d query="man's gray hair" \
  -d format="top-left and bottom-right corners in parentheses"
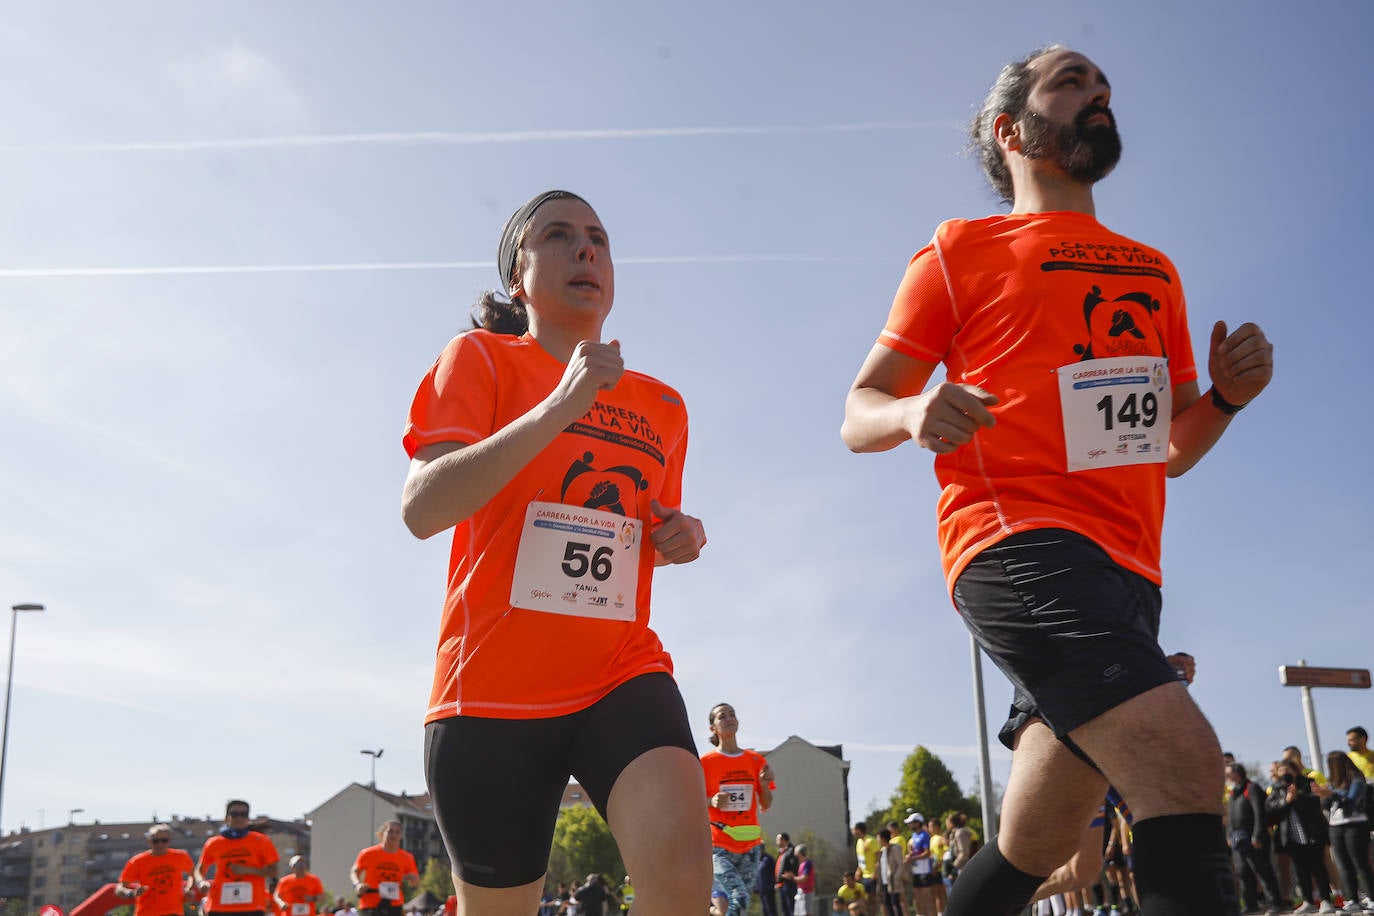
top-left (969, 44), bottom-right (1068, 204)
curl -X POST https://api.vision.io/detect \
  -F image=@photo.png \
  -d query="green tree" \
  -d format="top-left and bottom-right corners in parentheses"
top-left (2, 898), bottom-right (32, 916)
top-left (546, 806), bottom-right (625, 889)
top-left (418, 856), bottom-right (454, 901)
top-left (882, 746), bottom-right (977, 828)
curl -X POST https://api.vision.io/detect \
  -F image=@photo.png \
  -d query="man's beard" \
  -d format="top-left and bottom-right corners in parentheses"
top-left (1021, 104), bottom-right (1122, 185)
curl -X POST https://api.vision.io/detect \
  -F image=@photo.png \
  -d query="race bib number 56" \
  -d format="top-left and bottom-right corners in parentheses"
top-left (1058, 357), bottom-right (1171, 472)
top-left (510, 501), bottom-right (641, 621)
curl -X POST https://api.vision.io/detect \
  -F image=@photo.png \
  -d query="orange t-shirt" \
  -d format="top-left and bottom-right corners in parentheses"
top-left (404, 330), bottom-right (689, 721)
top-left (120, 848), bottom-right (195, 916)
top-left (197, 832), bottom-right (279, 913)
top-left (275, 874), bottom-right (324, 916)
top-left (352, 846), bottom-right (419, 909)
top-left (701, 748), bottom-right (774, 852)
top-left (879, 211), bottom-right (1197, 592)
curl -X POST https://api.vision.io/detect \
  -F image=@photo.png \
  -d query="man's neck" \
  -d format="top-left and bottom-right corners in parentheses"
top-left (1011, 173), bottom-right (1097, 217)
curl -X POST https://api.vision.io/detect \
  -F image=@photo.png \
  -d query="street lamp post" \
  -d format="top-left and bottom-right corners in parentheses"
top-left (360, 749), bottom-right (383, 844)
top-left (1, 603), bottom-right (45, 835)
top-left (69, 808), bottom-right (84, 824)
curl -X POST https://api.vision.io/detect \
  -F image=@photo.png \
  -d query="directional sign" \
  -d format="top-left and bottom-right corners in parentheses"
top-left (1279, 666), bottom-right (1372, 688)
top-left (38, 905), bottom-right (65, 916)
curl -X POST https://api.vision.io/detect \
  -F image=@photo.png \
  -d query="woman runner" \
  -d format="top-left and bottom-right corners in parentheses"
top-left (701, 703), bottom-right (775, 916)
top-left (402, 190), bottom-right (711, 916)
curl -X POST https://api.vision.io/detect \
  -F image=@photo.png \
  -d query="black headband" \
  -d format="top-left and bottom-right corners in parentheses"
top-left (497, 190), bottom-right (590, 294)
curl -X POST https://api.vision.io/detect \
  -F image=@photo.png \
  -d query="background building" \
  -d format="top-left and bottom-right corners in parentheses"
top-left (0, 776), bottom-right (643, 915)
top-left (758, 736), bottom-right (851, 854)
top-left (306, 784), bottom-right (445, 905)
top-left (0, 815), bottom-right (308, 913)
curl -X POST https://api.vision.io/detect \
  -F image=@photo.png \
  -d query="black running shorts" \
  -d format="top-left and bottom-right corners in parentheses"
top-left (424, 672), bottom-right (696, 888)
top-left (952, 528), bottom-right (1178, 754)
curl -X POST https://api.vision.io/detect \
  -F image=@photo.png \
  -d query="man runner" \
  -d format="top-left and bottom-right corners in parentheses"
top-left (196, 801), bottom-right (280, 916)
top-left (842, 45), bottom-right (1272, 916)
top-left (276, 856), bottom-right (326, 916)
top-left (117, 824), bottom-right (195, 916)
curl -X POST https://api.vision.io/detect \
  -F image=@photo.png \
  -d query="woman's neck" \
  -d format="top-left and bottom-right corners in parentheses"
top-left (526, 313), bottom-right (602, 363)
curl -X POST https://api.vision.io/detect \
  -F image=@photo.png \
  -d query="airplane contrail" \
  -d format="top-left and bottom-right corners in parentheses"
top-left (0, 253), bottom-right (875, 279)
top-left (0, 121), bottom-right (958, 154)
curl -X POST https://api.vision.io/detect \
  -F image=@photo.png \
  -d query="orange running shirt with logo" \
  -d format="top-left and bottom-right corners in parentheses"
top-left (197, 832), bottom-right (279, 913)
top-left (879, 212), bottom-right (1197, 592)
top-left (120, 848), bottom-right (195, 916)
top-left (276, 874), bottom-right (324, 916)
top-left (701, 748), bottom-right (775, 852)
top-left (352, 846), bottom-right (419, 909)
top-left (404, 330), bottom-right (689, 722)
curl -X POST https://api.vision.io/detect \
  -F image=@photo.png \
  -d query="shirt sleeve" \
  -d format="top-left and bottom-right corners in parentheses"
top-left (403, 332), bottom-right (499, 457)
top-left (655, 412), bottom-right (686, 512)
top-left (878, 240), bottom-right (959, 363)
top-left (1161, 256), bottom-right (1198, 386)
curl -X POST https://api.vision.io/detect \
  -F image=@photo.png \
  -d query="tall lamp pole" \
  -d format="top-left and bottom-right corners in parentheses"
top-left (1, 603), bottom-right (45, 835)
top-left (360, 749), bottom-right (383, 843)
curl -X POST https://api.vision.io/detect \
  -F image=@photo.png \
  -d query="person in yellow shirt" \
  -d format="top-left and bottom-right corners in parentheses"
top-left (852, 823), bottom-right (881, 901)
top-left (833, 871), bottom-right (869, 915)
top-left (926, 825), bottom-right (949, 916)
top-left (1346, 727), bottom-right (1374, 781)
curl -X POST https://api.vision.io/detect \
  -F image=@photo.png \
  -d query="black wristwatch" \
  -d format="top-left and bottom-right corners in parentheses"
top-left (1209, 387), bottom-right (1246, 415)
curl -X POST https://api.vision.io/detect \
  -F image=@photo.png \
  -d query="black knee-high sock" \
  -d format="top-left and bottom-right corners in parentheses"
top-left (1104, 880), bottom-right (1120, 907)
top-left (1089, 883), bottom-right (1106, 908)
top-left (1130, 814), bottom-right (1240, 916)
top-left (943, 839), bottom-right (1047, 916)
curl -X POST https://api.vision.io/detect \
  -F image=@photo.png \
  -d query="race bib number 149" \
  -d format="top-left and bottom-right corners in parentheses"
top-left (1058, 357), bottom-right (1171, 472)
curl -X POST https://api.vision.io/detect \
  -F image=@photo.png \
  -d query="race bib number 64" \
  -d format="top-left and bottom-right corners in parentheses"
top-left (510, 501), bottom-right (641, 621)
top-left (1058, 357), bottom-right (1171, 472)
top-left (718, 783), bottom-right (754, 813)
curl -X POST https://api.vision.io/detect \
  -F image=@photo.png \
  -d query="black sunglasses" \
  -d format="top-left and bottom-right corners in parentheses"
top-left (228, 811), bottom-right (249, 818)
top-left (151, 838), bottom-right (171, 844)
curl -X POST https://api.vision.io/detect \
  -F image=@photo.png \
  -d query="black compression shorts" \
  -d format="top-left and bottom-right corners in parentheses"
top-left (425, 672), bottom-right (696, 888)
top-left (952, 528), bottom-right (1178, 759)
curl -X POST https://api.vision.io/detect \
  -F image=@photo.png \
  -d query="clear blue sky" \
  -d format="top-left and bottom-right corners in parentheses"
top-left (1, 1), bottom-right (1371, 837)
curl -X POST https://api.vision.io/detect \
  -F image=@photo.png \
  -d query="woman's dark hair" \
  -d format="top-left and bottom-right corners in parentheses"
top-left (471, 291), bottom-right (529, 336)
top-left (470, 209), bottom-right (534, 335)
top-left (969, 44), bottom-right (1066, 205)
top-left (1328, 750), bottom-right (1360, 789)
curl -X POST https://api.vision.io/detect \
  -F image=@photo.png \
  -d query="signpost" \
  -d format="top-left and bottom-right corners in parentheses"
top-left (1280, 660), bottom-right (1371, 772)
top-left (1279, 666), bottom-right (1371, 689)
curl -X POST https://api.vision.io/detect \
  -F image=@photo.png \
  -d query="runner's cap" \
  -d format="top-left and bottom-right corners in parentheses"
top-left (904, 812), bottom-right (924, 824)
